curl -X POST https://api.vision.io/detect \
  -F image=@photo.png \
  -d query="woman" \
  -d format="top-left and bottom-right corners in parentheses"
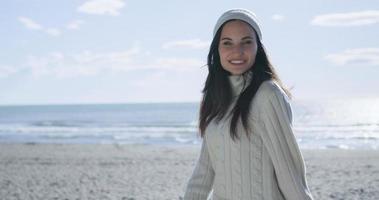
top-left (183, 8), bottom-right (314, 200)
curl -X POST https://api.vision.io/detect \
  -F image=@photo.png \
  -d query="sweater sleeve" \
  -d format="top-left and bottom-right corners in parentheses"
top-left (183, 136), bottom-right (215, 200)
top-left (256, 88), bottom-right (313, 200)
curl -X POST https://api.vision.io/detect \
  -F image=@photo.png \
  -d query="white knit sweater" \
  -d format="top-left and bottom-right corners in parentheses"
top-left (183, 72), bottom-right (313, 200)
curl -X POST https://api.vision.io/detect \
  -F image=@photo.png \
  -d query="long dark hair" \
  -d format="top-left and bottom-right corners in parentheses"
top-left (199, 20), bottom-right (292, 141)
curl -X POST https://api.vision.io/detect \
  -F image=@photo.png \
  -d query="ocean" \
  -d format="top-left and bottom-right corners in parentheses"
top-left (0, 98), bottom-right (378, 150)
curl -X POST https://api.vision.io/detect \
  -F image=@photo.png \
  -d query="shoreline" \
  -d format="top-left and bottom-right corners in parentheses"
top-left (1, 143), bottom-right (378, 199)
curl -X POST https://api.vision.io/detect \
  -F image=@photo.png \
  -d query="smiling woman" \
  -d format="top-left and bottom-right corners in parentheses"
top-left (183, 8), bottom-right (314, 200)
top-left (218, 20), bottom-right (258, 75)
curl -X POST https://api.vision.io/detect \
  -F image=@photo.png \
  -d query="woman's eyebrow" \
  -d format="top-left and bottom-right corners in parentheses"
top-left (242, 36), bottom-right (254, 40)
top-left (220, 37), bottom-right (232, 41)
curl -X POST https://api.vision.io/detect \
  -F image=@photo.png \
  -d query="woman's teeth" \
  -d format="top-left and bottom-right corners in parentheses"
top-left (230, 60), bottom-right (244, 64)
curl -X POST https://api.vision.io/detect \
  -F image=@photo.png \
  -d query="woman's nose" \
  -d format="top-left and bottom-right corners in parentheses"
top-left (231, 44), bottom-right (244, 55)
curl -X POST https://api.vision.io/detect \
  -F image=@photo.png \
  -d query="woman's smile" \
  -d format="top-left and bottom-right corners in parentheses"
top-left (229, 59), bottom-right (245, 64)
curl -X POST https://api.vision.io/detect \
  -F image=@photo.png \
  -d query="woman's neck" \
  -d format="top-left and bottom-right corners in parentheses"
top-left (228, 70), bottom-right (253, 97)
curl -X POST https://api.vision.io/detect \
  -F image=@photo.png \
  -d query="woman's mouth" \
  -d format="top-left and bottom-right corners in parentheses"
top-left (229, 60), bottom-right (245, 65)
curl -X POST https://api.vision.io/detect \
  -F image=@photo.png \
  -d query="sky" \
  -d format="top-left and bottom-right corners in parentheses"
top-left (0, 0), bottom-right (378, 105)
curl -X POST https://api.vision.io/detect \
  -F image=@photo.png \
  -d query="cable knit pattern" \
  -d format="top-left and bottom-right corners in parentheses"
top-left (183, 71), bottom-right (313, 200)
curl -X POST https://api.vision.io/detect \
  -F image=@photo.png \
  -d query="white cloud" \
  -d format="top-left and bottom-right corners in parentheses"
top-left (162, 39), bottom-right (210, 50)
top-left (27, 52), bottom-right (102, 78)
top-left (18, 17), bottom-right (43, 30)
top-left (45, 28), bottom-right (61, 36)
top-left (78, 0), bottom-right (125, 16)
top-left (72, 47), bottom-right (139, 65)
top-left (66, 20), bottom-right (85, 30)
top-left (153, 58), bottom-right (204, 70)
top-left (24, 46), bottom-right (203, 78)
top-left (0, 65), bottom-right (19, 78)
top-left (325, 48), bottom-right (379, 66)
top-left (311, 10), bottom-right (379, 27)
top-left (272, 14), bottom-right (285, 21)
top-left (18, 16), bottom-right (63, 37)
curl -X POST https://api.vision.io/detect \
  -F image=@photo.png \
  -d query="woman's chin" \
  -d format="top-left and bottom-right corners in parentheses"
top-left (226, 67), bottom-right (250, 75)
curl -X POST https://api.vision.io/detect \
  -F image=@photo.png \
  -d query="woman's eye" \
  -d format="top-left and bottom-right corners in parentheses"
top-left (244, 40), bottom-right (253, 44)
top-left (223, 41), bottom-right (232, 46)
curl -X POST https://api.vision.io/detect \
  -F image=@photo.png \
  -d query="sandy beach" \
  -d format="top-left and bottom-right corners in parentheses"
top-left (0, 144), bottom-right (378, 200)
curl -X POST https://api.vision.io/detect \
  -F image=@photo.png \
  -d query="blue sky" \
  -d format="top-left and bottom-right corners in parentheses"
top-left (1, 0), bottom-right (378, 105)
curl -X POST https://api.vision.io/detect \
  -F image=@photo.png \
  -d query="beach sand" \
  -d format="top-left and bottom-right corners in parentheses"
top-left (0, 144), bottom-right (378, 200)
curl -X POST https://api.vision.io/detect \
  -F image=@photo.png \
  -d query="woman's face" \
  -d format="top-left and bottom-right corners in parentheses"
top-left (218, 20), bottom-right (258, 75)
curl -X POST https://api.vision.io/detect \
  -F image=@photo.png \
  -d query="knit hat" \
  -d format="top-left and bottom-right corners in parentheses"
top-left (213, 8), bottom-right (262, 41)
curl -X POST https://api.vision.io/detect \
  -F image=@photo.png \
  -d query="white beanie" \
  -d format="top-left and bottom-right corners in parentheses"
top-left (213, 8), bottom-right (262, 41)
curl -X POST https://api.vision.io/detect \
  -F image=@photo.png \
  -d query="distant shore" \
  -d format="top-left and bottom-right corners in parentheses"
top-left (0, 143), bottom-right (378, 199)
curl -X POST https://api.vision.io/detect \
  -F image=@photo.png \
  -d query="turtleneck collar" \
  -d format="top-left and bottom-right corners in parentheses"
top-left (228, 70), bottom-right (253, 97)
